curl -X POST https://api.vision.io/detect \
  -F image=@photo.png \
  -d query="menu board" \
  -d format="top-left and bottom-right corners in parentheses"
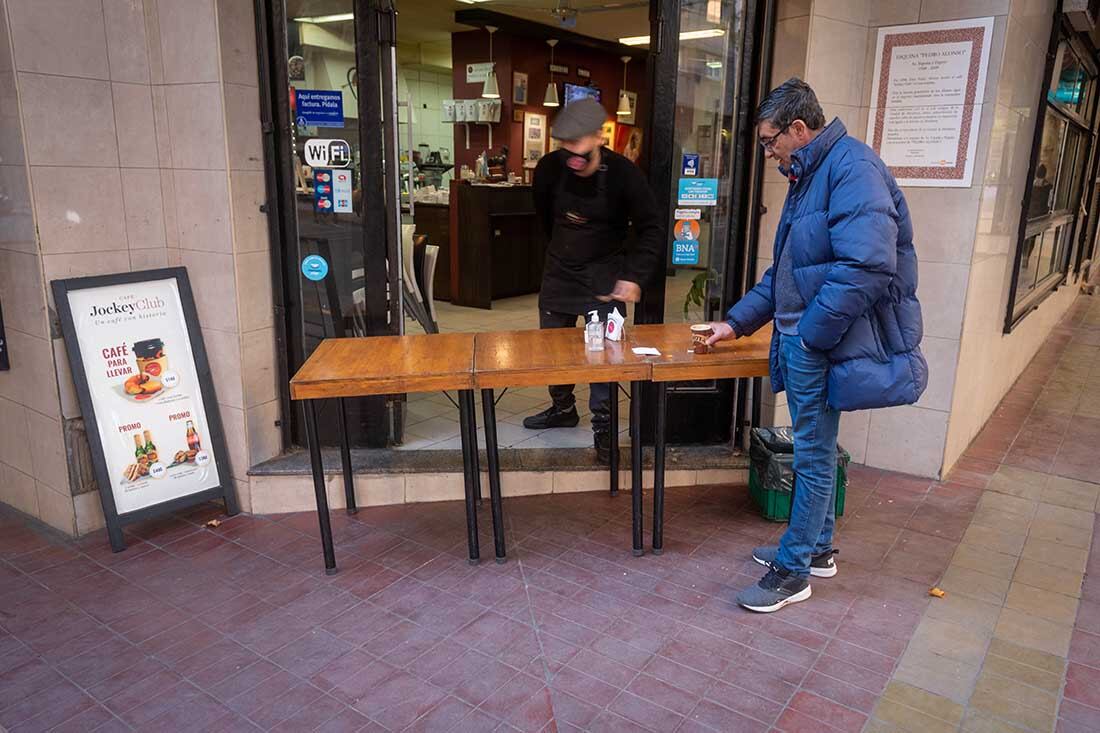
top-left (53, 269), bottom-right (236, 550)
top-left (866, 17), bottom-right (993, 187)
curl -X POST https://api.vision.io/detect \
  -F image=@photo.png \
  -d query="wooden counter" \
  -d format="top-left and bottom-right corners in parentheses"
top-left (451, 182), bottom-right (547, 309)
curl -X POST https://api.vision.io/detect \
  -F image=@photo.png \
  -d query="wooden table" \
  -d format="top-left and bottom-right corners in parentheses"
top-left (627, 323), bottom-right (773, 554)
top-left (474, 329), bottom-right (653, 557)
top-left (289, 333), bottom-right (486, 574)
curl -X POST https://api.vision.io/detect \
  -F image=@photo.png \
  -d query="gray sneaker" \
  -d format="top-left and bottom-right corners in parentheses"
top-left (752, 545), bottom-right (838, 578)
top-left (736, 565), bottom-right (812, 613)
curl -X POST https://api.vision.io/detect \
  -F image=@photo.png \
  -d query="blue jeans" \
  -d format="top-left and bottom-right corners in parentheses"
top-left (774, 333), bottom-right (841, 579)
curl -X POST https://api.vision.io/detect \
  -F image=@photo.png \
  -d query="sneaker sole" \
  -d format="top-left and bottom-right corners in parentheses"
top-left (753, 554), bottom-right (837, 578)
top-left (739, 584), bottom-right (812, 613)
top-left (522, 418), bottom-right (581, 430)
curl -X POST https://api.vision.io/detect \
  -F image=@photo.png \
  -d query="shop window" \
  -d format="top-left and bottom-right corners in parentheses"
top-left (1007, 22), bottom-right (1098, 331)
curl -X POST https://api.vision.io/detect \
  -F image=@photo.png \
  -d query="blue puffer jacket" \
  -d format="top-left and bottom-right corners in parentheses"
top-left (727, 119), bottom-right (928, 411)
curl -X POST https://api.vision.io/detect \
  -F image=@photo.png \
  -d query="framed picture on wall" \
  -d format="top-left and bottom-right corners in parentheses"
top-left (513, 71), bottom-right (528, 105)
top-left (523, 111), bottom-right (547, 168)
top-left (601, 120), bottom-right (617, 148)
top-left (513, 108), bottom-right (524, 123)
top-left (615, 125), bottom-right (643, 163)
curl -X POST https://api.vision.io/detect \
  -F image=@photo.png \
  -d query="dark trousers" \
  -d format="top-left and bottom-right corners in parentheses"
top-left (539, 302), bottom-right (624, 434)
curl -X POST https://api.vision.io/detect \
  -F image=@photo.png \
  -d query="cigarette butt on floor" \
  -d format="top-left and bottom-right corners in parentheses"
top-left (928, 587), bottom-right (946, 598)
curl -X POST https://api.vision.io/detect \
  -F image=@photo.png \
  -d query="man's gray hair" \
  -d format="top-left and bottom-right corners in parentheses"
top-left (756, 78), bottom-right (825, 131)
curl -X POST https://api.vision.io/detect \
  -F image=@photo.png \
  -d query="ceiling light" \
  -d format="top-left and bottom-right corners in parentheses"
top-left (706, 61), bottom-right (722, 69)
top-left (544, 39), bottom-right (560, 107)
top-left (617, 56), bottom-right (632, 116)
top-left (619, 28), bottom-right (725, 46)
top-left (292, 13), bottom-right (353, 23)
top-left (482, 26), bottom-right (500, 99)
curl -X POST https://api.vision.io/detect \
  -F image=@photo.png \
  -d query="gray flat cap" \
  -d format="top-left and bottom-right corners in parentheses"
top-left (550, 97), bottom-right (607, 141)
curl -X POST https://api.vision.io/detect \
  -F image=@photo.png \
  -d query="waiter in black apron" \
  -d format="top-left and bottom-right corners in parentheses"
top-left (523, 97), bottom-right (662, 464)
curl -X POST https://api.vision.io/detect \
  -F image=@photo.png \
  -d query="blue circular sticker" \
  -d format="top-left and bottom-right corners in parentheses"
top-left (301, 254), bottom-right (329, 281)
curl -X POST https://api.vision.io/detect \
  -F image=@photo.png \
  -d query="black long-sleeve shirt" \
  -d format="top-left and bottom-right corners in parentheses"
top-left (532, 148), bottom-right (663, 288)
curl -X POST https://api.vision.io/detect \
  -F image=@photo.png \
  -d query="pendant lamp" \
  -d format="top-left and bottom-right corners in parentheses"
top-left (616, 56), bottom-right (632, 116)
top-left (482, 26), bottom-right (500, 99)
top-left (544, 39), bottom-right (560, 107)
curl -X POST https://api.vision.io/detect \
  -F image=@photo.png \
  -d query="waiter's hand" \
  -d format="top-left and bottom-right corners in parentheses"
top-left (597, 280), bottom-right (642, 303)
top-left (705, 321), bottom-right (736, 346)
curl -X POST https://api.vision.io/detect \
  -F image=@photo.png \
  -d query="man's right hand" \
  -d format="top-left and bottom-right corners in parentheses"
top-left (705, 321), bottom-right (736, 346)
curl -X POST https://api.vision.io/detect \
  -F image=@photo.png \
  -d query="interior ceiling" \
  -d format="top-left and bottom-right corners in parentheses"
top-left (286, 0), bottom-right (651, 50)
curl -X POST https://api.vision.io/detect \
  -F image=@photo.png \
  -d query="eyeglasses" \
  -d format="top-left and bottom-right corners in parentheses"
top-left (758, 124), bottom-right (790, 150)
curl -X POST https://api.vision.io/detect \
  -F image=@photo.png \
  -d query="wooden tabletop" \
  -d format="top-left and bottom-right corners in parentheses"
top-left (628, 323), bottom-right (772, 382)
top-left (474, 327), bottom-right (652, 389)
top-left (289, 333), bottom-right (476, 399)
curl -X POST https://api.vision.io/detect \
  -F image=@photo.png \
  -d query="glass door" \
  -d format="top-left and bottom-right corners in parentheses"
top-left (639, 0), bottom-right (757, 446)
top-left (263, 0), bottom-right (402, 449)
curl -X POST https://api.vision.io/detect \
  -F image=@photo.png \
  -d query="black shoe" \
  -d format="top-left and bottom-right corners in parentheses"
top-left (753, 546), bottom-right (838, 578)
top-left (736, 564), bottom-right (812, 613)
top-left (522, 405), bottom-right (580, 430)
top-left (594, 431), bottom-right (611, 465)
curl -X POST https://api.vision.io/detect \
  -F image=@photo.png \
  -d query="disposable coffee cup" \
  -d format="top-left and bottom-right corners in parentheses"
top-left (691, 324), bottom-right (714, 354)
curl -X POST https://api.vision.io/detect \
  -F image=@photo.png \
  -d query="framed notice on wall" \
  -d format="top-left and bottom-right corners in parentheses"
top-left (866, 17), bottom-right (993, 187)
top-left (523, 111), bottom-right (547, 169)
top-left (52, 268), bottom-right (237, 551)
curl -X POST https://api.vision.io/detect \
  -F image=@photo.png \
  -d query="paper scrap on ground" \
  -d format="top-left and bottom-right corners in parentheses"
top-left (928, 586), bottom-right (946, 598)
top-left (632, 347), bottom-right (661, 356)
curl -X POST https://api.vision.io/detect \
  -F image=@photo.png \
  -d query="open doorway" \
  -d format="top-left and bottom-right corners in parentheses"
top-left (266, 0), bottom-right (758, 453)
top-left (392, 2), bottom-right (656, 450)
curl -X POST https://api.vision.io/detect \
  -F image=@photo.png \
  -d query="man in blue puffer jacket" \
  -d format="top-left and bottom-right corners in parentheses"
top-left (706, 79), bottom-right (928, 613)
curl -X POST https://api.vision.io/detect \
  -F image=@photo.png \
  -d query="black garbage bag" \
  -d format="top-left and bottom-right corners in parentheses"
top-left (749, 427), bottom-right (850, 494)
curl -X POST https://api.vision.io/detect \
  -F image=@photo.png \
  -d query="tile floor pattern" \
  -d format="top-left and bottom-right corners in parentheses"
top-left (0, 297), bottom-right (1097, 733)
top-left (866, 293), bottom-right (1100, 733)
top-left (401, 276), bottom-right (696, 451)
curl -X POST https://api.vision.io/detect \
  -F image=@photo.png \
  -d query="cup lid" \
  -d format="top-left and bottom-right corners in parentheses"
top-left (690, 324), bottom-right (712, 332)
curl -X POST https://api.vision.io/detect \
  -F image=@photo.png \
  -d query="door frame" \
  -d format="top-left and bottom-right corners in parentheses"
top-left (637, 0), bottom-right (772, 446)
top-left (255, 0), bottom-right (400, 449)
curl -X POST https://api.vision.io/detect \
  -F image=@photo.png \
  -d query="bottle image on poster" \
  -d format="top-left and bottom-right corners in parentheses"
top-left (65, 279), bottom-right (222, 514)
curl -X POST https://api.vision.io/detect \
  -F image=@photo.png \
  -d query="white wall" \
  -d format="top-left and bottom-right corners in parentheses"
top-left (400, 68), bottom-right (455, 185)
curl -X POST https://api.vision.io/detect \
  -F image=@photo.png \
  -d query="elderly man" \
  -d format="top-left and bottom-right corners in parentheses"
top-left (708, 79), bottom-right (928, 613)
top-left (523, 98), bottom-right (662, 464)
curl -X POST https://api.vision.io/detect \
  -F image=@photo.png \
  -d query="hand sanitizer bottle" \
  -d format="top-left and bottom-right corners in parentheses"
top-left (585, 311), bottom-right (604, 351)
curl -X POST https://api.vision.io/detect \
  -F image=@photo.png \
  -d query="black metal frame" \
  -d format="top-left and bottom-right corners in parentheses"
top-left (304, 389), bottom-right (484, 573)
top-left (1005, 14), bottom-right (1100, 332)
top-left (51, 268), bottom-right (239, 552)
top-left (729, 0), bottom-right (774, 448)
top-left (254, 0), bottom-right (397, 450)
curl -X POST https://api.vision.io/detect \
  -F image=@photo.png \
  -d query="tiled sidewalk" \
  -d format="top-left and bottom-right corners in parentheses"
top-left (0, 297), bottom-right (1097, 733)
top-left (866, 294), bottom-right (1100, 733)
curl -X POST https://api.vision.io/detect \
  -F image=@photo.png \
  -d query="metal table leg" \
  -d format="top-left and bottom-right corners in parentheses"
top-left (481, 389), bottom-right (507, 563)
top-left (305, 401), bottom-right (337, 575)
top-left (608, 382), bottom-right (619, 496)
top-left (337, 398), bottom-right (357, 514)
top-left (630, 381), bottom-right (643, 557)
top-left (653, 382), bottom-right (668, 555)
top-left (457, 390), bottom-right (480, 565)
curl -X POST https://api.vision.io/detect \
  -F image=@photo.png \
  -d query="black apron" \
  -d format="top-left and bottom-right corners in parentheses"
top-left (538, 162), bottom-right (625, 315)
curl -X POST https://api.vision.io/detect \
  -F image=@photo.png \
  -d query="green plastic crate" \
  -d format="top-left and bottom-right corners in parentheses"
top-left (748, 457), bottom-right (848, 523)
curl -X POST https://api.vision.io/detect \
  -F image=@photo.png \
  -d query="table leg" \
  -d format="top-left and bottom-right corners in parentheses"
top-left (608, 382), bottom-right (619, 496)
top-left (480, 389), bottom-right (507, 563)
top-left (457, 390), bottom-right (480, 565)
top-left (467, 393), bottom-right (483, 505)
top-left (630, 381), bottom-right (643, 557)
top-left (305, 400), bottom-right (337, 575)
top-left (337, 398), bottom-right (357, 515)
top-left (653, 382), bottom-right (668, 555)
